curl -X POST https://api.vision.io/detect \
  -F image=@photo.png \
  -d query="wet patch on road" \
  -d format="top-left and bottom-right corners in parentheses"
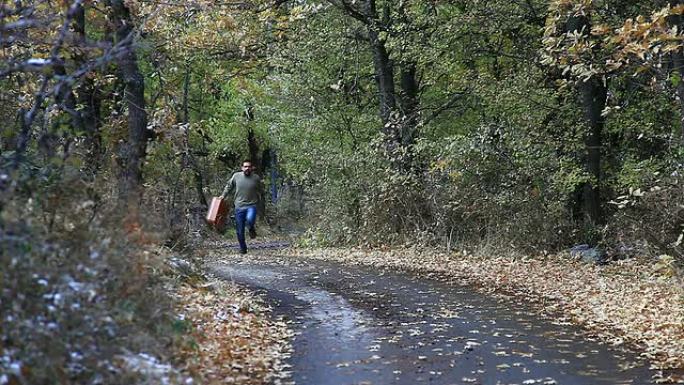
top-left (208, 255), bottom-right (656, 385)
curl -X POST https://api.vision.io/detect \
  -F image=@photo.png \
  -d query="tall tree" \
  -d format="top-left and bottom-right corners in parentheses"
top-left (567, 12), bottom-right (607, 226)
top-left (72, 2), bottom-right (103, 167)
top-left (543, 0), bottom-right (610, 229)
top-left (107, 0), bottom-right (149, 208)
top-left (321, 0), bottom-right (436, 171)
top-left (666, 0), bottom-right (684, 142)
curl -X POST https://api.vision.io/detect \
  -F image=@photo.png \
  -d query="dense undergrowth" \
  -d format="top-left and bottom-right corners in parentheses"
top-left (292, 136), bottom-right (684, 264)
top-left (1, 192), bottom-right (188, 383)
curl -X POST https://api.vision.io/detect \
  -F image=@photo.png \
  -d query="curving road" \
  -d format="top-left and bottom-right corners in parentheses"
top-left (209, 252), bottom-right (656, 385)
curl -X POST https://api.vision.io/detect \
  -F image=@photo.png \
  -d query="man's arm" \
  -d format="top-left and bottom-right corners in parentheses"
top-left (219, 174), bottom-right (235, 199)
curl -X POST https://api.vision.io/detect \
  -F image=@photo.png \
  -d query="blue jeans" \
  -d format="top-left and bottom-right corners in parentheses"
top-left (235, 205), bottom-right (257, 252)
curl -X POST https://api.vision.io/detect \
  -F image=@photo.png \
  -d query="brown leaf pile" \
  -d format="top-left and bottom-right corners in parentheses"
top-left (271, 247), bottom-right (684, 371)
top-left (173, 281), bottom-right (293, 385)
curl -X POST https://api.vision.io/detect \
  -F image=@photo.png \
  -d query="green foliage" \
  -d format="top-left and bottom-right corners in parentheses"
top-left (244, 0), bottom-right (684, 259)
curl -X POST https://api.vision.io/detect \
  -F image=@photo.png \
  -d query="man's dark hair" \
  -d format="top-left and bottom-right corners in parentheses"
top-left (243, 159), bottom-right (252, 164)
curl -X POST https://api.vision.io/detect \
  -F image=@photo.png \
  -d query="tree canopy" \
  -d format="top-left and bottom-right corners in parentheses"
top-left (2, 0), bottom-right (683, 258)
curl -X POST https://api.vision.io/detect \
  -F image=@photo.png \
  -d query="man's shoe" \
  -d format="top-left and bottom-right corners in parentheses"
top-left (249, 227), bottom-right (257, 239)
top-left (240, 248), bottom-right (247, 254)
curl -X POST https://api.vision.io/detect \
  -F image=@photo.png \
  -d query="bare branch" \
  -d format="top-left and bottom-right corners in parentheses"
top-left (327, 0), bottom-right (370, 24)
top-left (421, 90), bottom-right (469, 127)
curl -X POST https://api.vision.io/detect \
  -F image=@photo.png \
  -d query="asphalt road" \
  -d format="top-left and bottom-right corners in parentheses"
top-left (209, 253), bottom-right (656, 385)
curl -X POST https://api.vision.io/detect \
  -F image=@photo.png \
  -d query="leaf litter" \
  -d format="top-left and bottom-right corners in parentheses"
top-left (172, 279), bottom-right (294, 385)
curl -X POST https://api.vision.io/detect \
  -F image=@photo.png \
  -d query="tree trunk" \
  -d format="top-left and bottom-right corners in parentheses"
top-left (369, 31), bottom-right (396, 126)
top-left (108, 0), bottom-right (149, 208)
top-left (71, 3), bottom-right (103, 171)
top-left (364, 0), bottom-right (396, 126)
top-left (578, 77), bottom-right (606, 225)
top-left (567, 14), bottom-right (606, 227)
top-left (268, 149), bottom-right (279, 204)
top-left (667, 1), bottom-right (684, 143)
top-left (79, 79), bottom-right (102, 165)
top-left (399, 62), bottom-right (420, 146)
top-left (674, 53), bottom-right (684, 142)
top-left (363, 0), bottom-right (409, 171)
top-left (245, 105), bottom-right (267, 218)
top-left (183, 63), bottom-right (191, 124)
top-left (181, 63), bottom-right (208, 207)
top-left (245, 104), bottom-right (261, 171)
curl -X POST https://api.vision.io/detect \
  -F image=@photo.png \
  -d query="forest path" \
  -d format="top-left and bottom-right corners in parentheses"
top-left (208, 250), bottom-right (654, 385)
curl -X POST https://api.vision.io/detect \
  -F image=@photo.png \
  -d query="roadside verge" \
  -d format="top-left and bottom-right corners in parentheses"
top-left (172, 277), bottom-right (293, 385)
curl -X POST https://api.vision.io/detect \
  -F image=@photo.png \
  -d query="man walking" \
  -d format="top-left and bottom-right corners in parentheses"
top-left (220, 160), bottom-right (261, 254)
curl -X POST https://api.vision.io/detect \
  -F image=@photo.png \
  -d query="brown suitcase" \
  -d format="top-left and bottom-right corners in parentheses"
top-left (206, 197), bottom-right (229, 231)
